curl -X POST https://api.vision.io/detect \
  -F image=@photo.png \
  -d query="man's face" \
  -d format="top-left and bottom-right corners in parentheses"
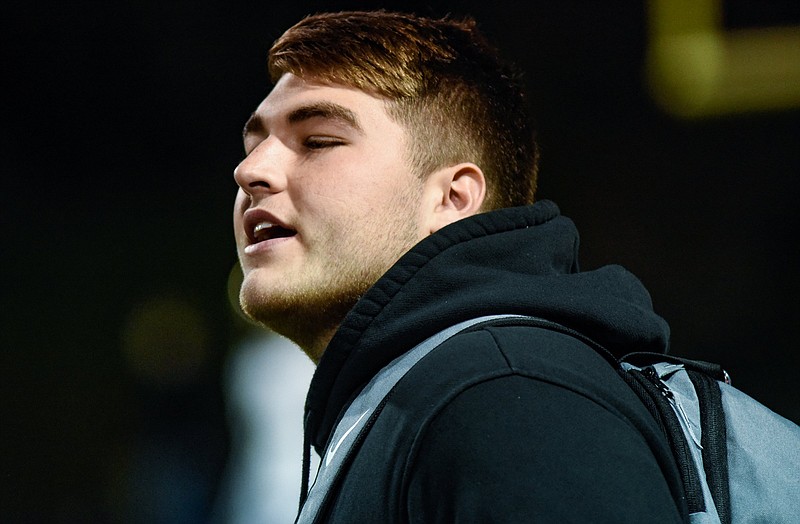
top-left (233, 74), bottom-right (427, 353)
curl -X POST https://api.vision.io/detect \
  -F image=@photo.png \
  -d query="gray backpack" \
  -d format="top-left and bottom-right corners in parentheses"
top-left (297, 315), bottom-right (800, 524)
top-left (619, 353), bottom-right (800, 524)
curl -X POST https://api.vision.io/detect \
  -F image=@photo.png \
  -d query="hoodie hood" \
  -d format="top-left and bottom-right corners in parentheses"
top-left (305, 200), bottom-right (670, 452)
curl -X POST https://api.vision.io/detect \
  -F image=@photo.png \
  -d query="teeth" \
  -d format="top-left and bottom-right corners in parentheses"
top-left (253, 222), bottom-right (274, 234)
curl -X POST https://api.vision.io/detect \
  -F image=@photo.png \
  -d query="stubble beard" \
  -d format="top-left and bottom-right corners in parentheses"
top-left (239, 187), bottom-right (424, 362)
top-left (239, 257), bottom-right (391, 362)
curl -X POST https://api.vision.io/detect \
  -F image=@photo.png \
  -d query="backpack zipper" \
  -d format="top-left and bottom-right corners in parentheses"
top-left (643, 366), bottom-right (703, 449)
top-left (635, 365), bottom-right (705, 514)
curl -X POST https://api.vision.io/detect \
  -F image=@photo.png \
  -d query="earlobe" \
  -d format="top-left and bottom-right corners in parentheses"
top-left (426, 163), bottom-right (486, 234)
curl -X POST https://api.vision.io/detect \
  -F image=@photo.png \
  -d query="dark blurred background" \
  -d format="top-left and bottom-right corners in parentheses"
top-left (3, 1), bottom-right (799, 522)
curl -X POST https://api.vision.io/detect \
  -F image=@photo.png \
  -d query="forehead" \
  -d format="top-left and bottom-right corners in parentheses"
top-left (247, 73), bottom-right (397, 135)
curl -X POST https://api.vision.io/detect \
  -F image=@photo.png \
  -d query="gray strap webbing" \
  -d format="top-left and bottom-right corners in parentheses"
top-left (296, 314), bottom-right (528, 523)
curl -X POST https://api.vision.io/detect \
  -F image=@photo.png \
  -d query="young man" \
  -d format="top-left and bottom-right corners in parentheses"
top-left (233, 11), bottom-right (686, 523)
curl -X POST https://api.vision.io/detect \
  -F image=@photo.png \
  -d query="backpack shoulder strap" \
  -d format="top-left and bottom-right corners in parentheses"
top-left (685, 369), bottom-right (731, 524)
top-left (623, 351), bottom-right (731, 384)
top-left (296, 314), bottom-right (529, 523)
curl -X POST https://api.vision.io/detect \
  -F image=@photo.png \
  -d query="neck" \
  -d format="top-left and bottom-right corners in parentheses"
top-left (294, 325), bottom-right (338, 364)
top-left (256, 309), bottom-right (343, 365)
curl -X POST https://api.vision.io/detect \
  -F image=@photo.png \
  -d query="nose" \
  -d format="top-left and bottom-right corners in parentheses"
top-left (233, 138), bottom-right (287, 197)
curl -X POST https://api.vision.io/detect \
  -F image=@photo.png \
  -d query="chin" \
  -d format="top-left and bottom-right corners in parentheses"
top-left (239, 275), bottom-right (282, 322)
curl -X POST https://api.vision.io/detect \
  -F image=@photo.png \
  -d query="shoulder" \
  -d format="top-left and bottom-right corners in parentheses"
top-left (394, 323), bottom-right (685, 522)
top-left (399, 322), bottom-right (651, 453)
top-left (400, 322), bottom-right (637, 413)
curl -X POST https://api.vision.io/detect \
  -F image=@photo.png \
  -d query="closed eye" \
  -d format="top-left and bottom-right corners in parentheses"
top-left (304, 136), bottom-right (346, 150)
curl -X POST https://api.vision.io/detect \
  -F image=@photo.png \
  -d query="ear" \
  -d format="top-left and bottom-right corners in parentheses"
top-left (422, 163), bottom-right (486, 235)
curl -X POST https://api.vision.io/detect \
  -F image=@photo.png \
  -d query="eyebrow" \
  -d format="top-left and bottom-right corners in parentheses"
top-left (242, 101), bottom-right (364, 140)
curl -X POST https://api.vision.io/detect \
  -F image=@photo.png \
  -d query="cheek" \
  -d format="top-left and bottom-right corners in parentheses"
top-left (291, 177), bottom-right (367, 218)
top-left (233, 191), bottom-right (249, 234)
top-left (292, 153), bottom-right (414, 218)
top-left (234, 189), bottom-right (248, 213)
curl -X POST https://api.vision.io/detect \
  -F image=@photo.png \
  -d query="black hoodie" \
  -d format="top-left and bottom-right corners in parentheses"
top-left (301, 201), bottom-right (688, 523)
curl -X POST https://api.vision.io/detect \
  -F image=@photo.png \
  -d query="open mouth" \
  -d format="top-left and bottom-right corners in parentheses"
top-left (252, 222), bottom-right (297, 244)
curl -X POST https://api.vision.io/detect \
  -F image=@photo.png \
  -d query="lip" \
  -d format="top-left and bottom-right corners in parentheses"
top-left (241, 208), bottom-right (297, 255)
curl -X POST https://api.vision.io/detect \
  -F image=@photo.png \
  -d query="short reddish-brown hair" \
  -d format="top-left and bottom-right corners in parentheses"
top-left (268, 10), bottom-right (539, 209)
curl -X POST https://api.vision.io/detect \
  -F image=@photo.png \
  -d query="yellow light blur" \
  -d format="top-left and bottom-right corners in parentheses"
top-left (646, 0), bottom-right (800, 118)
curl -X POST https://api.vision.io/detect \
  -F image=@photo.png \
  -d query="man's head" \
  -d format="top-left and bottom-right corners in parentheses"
top-left (233, 11), bottom-right (539, 361)
top-left (268, 10), bottom-right (539, 210)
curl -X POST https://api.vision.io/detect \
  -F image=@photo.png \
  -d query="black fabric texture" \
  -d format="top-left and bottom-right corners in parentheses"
top-left (303, 201), bottom-right (685, 522)
top-left (687, 370), bottom-right (731, 524)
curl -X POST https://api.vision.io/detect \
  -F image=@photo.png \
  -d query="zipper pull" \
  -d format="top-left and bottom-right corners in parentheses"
top-left (642, 366), bottom-right (673, 399)
top-left (642, 366), bottom-right (703, 449)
